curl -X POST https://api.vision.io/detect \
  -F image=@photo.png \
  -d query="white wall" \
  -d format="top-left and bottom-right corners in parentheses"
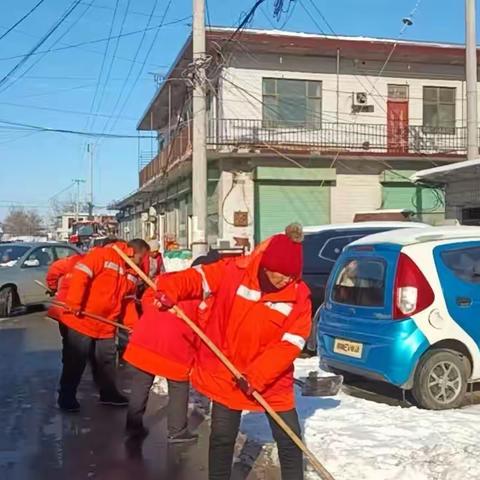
top-left (331, 173), bottom-right (382, 223)
top-left (217, 170), bottom-right (255, 250)
top-left (222, 53), bottom-right (467, 126)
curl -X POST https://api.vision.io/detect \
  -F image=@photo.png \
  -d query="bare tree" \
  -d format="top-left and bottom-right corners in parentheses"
top-left (3, 207), bottom-right (45, 236)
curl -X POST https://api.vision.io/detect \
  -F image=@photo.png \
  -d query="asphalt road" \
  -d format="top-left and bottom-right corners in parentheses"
top-left (0, 311), bottom-right (279, 480)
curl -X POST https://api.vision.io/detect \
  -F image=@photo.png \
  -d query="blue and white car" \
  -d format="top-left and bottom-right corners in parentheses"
top-left (318, 226), bottom-right (480, 409)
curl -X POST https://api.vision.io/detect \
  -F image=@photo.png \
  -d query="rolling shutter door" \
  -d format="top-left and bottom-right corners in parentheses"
top-left (255, 183), bottom-right (330, 241)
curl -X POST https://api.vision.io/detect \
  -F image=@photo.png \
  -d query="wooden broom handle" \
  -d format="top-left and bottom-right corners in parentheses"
top-left (112, 246), bottom-right (335, 480)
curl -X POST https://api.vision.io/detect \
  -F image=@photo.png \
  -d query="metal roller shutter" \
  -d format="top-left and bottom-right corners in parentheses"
top-left (255, 182), bottom-right (330, 241)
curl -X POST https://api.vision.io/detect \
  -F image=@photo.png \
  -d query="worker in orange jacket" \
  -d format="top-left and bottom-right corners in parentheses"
top-left (46, 253), bottom-right (84, 322)
top-left (58, 239), bottom-right (150, 412)
top-left (123, 252), bottom-right (219, 442)
top-left (154, 225), bottom-right (311, 480)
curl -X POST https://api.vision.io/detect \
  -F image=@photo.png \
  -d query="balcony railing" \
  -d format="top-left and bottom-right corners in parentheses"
top-left (139, 123), bottom-right (192, 187)
top-left (139, 118), bottom-right (470, 187)
top-left (207, 118), bottom-right (468, 156)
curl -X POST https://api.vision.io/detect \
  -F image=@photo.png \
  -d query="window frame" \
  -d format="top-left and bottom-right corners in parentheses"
top-left (262, 78), bottom-right (322, 129)
top-left (422, 86), bottom-right (456, 134)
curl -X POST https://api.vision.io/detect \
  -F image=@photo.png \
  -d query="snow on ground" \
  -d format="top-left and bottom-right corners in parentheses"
top-left (241, 358), bottom-right (480, 480)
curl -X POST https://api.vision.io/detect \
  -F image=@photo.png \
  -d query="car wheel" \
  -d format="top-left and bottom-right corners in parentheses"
top-left (412, 349), bottom-right (469, 410)
top-left (0, 286), bottom-right (18, 318)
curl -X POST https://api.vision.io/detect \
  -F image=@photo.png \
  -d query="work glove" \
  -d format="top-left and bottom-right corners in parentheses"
top-left (46, 289), bottom-right (56, 297)
top-left (154, 291), bottom-right (175, 311)
top-left (236, 376), bottom-right (256, 397)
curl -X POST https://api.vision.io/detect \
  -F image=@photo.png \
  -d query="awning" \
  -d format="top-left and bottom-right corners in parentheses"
top-left (411, 158), bottom-right (480, 184)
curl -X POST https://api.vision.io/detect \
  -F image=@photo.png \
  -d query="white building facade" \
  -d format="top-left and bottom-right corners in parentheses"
top-left (113, 29), bottom-right (475, 250)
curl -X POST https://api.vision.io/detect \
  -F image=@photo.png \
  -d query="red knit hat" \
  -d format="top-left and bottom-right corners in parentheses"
top-left (260, 224), bottom-right (304, 278)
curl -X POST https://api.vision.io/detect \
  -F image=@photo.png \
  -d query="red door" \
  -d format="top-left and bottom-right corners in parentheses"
top-left (387, 100), bottom-right (409, 153)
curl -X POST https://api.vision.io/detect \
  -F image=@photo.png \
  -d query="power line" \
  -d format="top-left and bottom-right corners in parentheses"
top-left (0, 0), bottom-right (47, 42)
top-left (98, 0), bottom-right (160, 137)
top-left (0, 119), bottom-right (155, 139)
top-left (0, 16), bottom-right (191, 62)
top-left (94, 0), bottom-right (132, 118)
top-left (107, 0), bottom-right (174, 135)
top-left (85, 0), bottom-right (120, 132)
top-left (0, 0), bottom-right (83, 91)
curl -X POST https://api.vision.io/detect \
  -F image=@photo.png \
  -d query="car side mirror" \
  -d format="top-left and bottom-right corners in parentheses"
top-left (22, 259), bottom-right (40, 268)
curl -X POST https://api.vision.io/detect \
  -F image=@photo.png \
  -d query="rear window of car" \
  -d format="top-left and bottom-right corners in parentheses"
top-left (303, 228), bottom-right (391, 272)
top-left (0, 245), bottom-right (29, 266)
top-left (332, 258), bottom-right (386, 307)
top-left (441, 246), bottom-right (480, 284)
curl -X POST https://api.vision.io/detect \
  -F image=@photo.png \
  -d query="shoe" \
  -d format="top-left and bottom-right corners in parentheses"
top-left (99, 392), bottom-right (128, 407)
top-left (58, 394), bottom-right (80, 413)
top-left (167, 428), bottom-right (198, 444)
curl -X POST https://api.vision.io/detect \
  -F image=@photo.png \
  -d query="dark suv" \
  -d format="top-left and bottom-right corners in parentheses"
top-left (302, 222), bottom-right (427, 351)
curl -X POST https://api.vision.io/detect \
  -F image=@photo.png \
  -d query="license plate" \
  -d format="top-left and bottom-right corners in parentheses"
top-left (334, 338), bottom-right (363, 358)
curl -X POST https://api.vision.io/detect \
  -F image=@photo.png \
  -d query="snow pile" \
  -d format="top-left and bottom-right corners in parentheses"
top-left (241, 358), bottom-right (480, 480)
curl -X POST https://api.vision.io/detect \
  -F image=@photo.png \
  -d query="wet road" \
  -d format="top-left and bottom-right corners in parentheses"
top-left (0, 312), bottom-right (278, 480)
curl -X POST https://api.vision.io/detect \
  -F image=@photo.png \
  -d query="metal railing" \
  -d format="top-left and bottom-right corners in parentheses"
top-left (139, 123), bottom-right (192, 187)
top-left (206, 118), bottom-right (468, 155)
top-left (139, 118), bottom-right (469, 187)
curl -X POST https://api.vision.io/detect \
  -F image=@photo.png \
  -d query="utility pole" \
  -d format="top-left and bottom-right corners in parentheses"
top-left (73, 178), bottom-right (86, 221)
top-left (466, 0), bottom-right (478, 161)
top-left (191, 0), bottom-right (208, 259)
top-left (87, 143), bottom-right (94, 219)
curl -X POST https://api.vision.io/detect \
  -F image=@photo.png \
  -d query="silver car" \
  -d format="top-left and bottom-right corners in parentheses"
top-left (0, 242), bottom-right (81, 317)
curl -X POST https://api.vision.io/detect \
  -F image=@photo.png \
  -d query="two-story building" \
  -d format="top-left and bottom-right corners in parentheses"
top-left (113, 28), bottom-right (478, 250)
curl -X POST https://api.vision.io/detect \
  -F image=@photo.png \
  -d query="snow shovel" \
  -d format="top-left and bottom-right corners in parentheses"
top-left (113, 245), bottom-right (336, 480)
top-left (294, 371), bottom-right (343, 397)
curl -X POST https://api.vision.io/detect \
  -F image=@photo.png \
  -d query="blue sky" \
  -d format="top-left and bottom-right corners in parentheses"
top-left (0, 0), bottom-right (475, 221)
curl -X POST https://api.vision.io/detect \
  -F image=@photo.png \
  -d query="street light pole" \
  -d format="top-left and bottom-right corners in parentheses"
top-left (466, 0), bottom-right (478, 161)
top-left (191, 0), bottom-right (208, 259)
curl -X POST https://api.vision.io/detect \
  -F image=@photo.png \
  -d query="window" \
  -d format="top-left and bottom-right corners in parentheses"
top-left (319, 235), bottom-right (365, 262)
top-left (441, 247), bottom-right (480, 284)
top-left (423, 86), bottom-right (456, 133)
top-left (262, 78), bottom-right (322, 128)
top-left (332, 258), bottom-right (386, 306)
top-left (55, 246), bottom-right (77, 259)
top-left (0, 245), bottom-right (29, 267)
top-left (23, 247), bottom-right (54, 268)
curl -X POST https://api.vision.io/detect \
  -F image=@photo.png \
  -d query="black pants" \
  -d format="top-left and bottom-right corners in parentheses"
top-left (59, 325), bottom-right (119, 399)
top-left (126, 365), bottom-right (190, 435)
top-left (209, 402), bottom-right (304, 480)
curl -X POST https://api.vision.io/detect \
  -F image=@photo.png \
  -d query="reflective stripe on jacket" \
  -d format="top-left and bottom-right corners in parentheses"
top-left (60, 242), bottom-right (138, 339)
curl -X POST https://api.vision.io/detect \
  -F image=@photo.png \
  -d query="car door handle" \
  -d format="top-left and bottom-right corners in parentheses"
top-left (456, 297), bottom-right (472, 307)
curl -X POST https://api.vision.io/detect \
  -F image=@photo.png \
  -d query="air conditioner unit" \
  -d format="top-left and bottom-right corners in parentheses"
top-left (353, 92), bottom-right (368, 106)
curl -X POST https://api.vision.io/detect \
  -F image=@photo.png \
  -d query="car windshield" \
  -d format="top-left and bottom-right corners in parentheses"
top-left (0, 245), bottom-right (30, 267)
top-left (77, 225), bottom-right (94, 236)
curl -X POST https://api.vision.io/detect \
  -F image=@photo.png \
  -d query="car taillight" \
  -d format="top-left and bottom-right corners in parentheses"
top-left (393, 252), bottom-right (434, 320)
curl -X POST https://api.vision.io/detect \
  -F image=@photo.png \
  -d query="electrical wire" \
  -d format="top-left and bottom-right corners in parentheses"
top-left (0, 0), bottom-right (47, 42)
top-left (98, 0), bottom-right (160, 137)
top-left (85, 0), bottom-right (121, 132)
top-left (94, 0), bottom-right (132, 116)
top-left (0, 119), bottom-right (155, 139)
top-left (0, 0), bottom-right (95, 95)
top-left (107, 0), bottom-right (173, 135)
top-left (0, 0), bottom-right (83, 91)
top-left (0, 16), bottom-right (192, 62)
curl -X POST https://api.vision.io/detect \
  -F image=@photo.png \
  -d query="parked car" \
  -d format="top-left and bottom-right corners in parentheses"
top-left (318, 226), bottom-right (480, 410)
top-left (0, 242), bottom-right (81, 317)
top-left (301, 222), bottom-right (428, 352)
